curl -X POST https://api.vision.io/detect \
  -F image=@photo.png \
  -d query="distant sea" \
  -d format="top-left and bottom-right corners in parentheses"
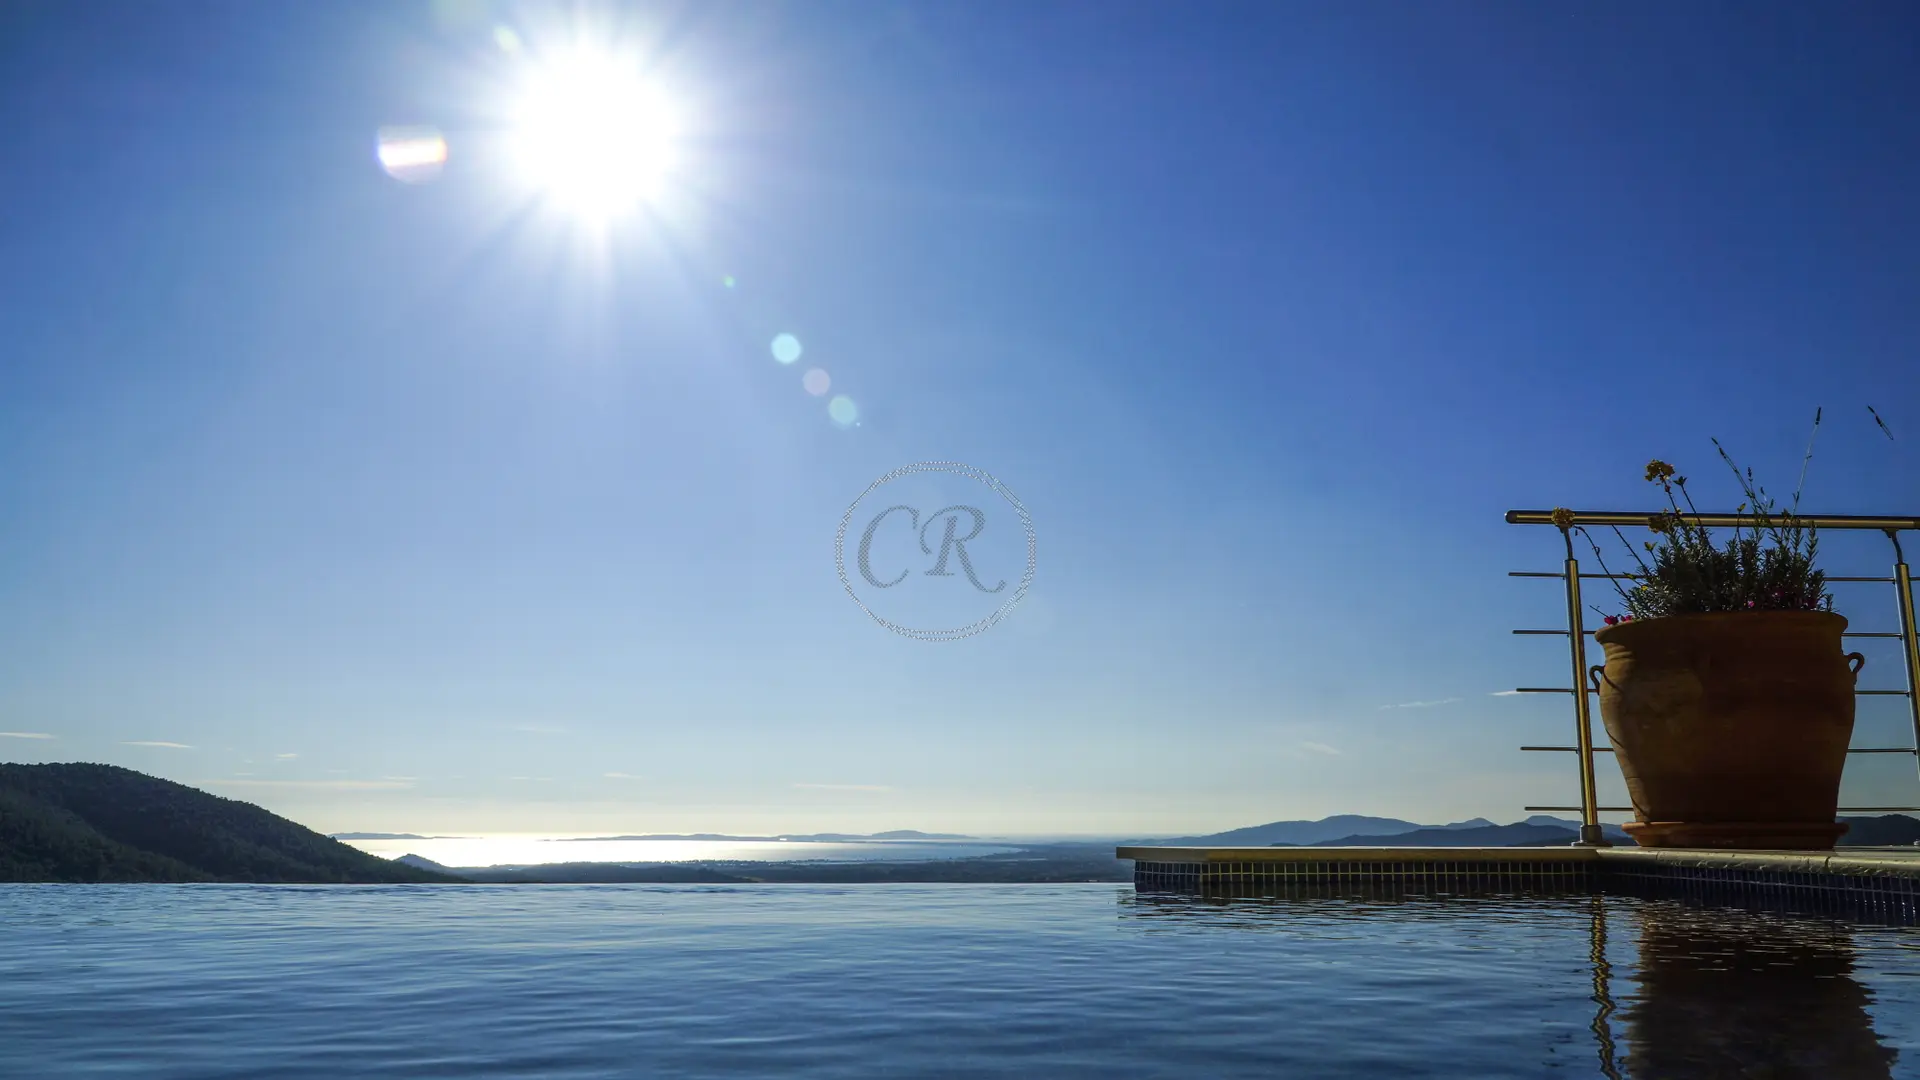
top-left (339, 835), bottom-right (1020, 867)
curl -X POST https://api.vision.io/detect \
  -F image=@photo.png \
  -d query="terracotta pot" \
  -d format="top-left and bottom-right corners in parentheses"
top-left (1591, 610), bottom-right (1864, 850)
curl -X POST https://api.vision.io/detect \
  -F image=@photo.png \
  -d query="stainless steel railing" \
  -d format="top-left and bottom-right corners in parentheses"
top-left (1506, 509), bottom-right (1920, 845)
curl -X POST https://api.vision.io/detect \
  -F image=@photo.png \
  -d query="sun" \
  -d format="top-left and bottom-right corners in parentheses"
top-left (507, 49), bottom-right (678, 223)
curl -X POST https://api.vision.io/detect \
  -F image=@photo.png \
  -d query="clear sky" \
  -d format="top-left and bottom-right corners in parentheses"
top-left (4, 2), bottom-right (1920, 836)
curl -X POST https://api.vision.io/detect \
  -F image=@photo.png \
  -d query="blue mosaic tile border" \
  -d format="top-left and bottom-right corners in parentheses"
top-left (1131, 857), bottom-right (1920, 924)
top-left (1606, 863), bottom-right (1920, 924)
top-left (1134, 858), bottom-right (1594, 894)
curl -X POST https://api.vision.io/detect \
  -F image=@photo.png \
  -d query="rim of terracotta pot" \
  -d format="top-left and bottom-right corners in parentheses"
top-left (1593, 608), bottom-right (1848, 645)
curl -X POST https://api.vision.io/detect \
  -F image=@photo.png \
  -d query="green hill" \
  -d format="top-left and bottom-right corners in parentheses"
top-left (0, 763), bottom-right (462, 883)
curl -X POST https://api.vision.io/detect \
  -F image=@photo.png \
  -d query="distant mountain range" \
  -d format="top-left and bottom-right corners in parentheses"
top-left (1306, 822), bottom-right (1588, 847)
top-left (1147, 816), bottom-right (1631, 847)
top-left (1840, 815), bottom-right (1920, 846)
top-left (1, 764), bottom-right (460, 883)
top-left (1140, 813), bottom-right (1918, 848)
top-left (1141, 815), bottom-right (1507, 847)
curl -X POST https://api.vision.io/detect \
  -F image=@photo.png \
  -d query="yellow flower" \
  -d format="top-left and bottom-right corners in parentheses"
top-left (1549, 507), bottom-right (1576, 529)
top-left (1644, 460), bottom-right (1675, 482)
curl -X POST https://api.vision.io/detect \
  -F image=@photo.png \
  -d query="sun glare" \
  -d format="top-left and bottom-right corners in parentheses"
top-left (508, 51), bottom-right (677, 222)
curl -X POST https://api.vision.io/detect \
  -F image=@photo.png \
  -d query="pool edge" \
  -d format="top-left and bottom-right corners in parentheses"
top-left (1118, 845), bottom-right (1920, 922)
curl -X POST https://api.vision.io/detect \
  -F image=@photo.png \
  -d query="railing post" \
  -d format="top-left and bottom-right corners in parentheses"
top-left (1563, 554), bottom-right (1607, 845)
top-left (1891, 532), bottom-right (1920, 785)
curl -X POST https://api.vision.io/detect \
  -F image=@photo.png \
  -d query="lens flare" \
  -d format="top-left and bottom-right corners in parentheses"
top-left (770, 333), bottom-right (803, 364)
top-left (376, 127), bottom-right (448, 183)
top-left (829, 395), bottom-right (858, 426)
top-left (803, 368), bottom-right (831, 396)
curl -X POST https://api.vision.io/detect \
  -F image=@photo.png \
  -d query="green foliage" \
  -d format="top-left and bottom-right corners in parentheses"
top-left (1568, 419), bottom-right (1833, 621)
top-left (1615, 523), bottom-right (1829, 619)
top-left (0, 763), bottom-right (464, 884)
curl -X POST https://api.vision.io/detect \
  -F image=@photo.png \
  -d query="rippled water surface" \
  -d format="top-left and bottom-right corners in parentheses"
top-left (5, 884), bottom-right (1919, 1078)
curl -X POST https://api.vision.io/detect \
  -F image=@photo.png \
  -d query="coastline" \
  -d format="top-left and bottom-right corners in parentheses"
top-left (426, 843), bottom-right (1133, 884)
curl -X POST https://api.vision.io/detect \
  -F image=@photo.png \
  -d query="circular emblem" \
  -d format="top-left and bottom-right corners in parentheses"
top-left (834, 462), bottom-right (1036, 641)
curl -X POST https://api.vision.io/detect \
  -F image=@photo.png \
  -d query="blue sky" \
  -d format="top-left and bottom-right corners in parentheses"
top-left (3, 2), bottom-right (1919, 836)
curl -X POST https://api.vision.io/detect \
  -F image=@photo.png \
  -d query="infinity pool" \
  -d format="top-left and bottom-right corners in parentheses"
top-left (3, 883), bottom-right (1917, 1077)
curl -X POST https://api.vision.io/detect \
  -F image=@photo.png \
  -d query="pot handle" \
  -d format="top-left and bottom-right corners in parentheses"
top-left (1847, 652), bottom-right (1866, 682)
top-left (1589, 665), bottom-right (1616, 695)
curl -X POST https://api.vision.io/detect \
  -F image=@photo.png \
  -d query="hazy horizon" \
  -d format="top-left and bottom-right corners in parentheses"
top-left (5, 3), bottom-right (1920, 837)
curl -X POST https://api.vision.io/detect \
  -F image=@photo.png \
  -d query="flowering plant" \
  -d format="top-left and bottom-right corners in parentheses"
top-left (1554, 419), bottom-right (1833, 622)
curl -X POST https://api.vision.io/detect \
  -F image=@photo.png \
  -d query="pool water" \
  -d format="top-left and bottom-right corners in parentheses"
top-left (3, 883), bottom-right (1917, 1078)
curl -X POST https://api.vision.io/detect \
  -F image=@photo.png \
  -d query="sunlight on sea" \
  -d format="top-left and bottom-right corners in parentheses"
top-left (339, 835), bottom-right (1017, 868)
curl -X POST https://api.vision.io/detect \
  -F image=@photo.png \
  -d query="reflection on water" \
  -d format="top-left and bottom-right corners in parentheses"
top-left (1588, 897), bottom-right (1623, 1079)
top-left (1621, 904), bottom-right (1898, 1079)
top-left (1125, 889), bottom-right (1910, 1079)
